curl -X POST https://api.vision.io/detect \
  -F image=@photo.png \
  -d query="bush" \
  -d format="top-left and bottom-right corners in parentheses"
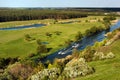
top-left (0, 57), bottom-right (18, 69)
top-left (93, 52), bottom-right (115, 60)
top-left (82, 46), bottom-right (95, 62)
top-left (36, 39), bottom-right (42, 45)
top-left (103, 16), bottom-right (116, 21)
top-left (0, 71), bottom-right (14, 80)
top-left (85, 26), bottom-right (103, 37)
top-left (37, 44), bottom-right (48, 54)
top-left (25, 34), bottom-right (31, 41)
top-left (46, 32), bottom-right (52, 37)
top-left (65, 39), bottom-right (73, 47)
top-left (6, 62), bottom-right (33, 80)
top-left (75, 31), bottom-right (83, 42)
top-left (31, 68), bottom-right (60, 80)
top-left (54, 31), bottom-right (62, 35)
top-left (62, 58), bottom-right (95, 79)
top-left (33, 62), bottom-right (45, 73)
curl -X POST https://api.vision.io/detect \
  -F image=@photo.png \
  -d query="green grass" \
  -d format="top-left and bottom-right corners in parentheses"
top-left (75, 39), bottom-right (120, 80)
top-left (0, 16), bottom-right (104, 58)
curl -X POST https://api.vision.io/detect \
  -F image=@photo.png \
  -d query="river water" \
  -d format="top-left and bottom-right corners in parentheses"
top-left (41, 20), bottom-right (120, 62)
top-left (0, 24), bottom-right (46, 30)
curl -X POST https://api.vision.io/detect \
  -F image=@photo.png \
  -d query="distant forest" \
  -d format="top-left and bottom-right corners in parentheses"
top-left (0, 8), bottom-right (119, 22)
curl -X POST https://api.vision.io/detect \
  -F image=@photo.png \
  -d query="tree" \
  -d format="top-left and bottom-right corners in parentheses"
top-left (85, 29), bottom-right (91, 36)
top-left (83, 46), bottom-right (95, 62)
top-left (25, 34), bottom-right (31, 41)
top-left (37, 44), bottom-right (47, 54)
top-left (36, 39), bottom-right (42, 45)
top-left (65, 39), bottom-right (73, 46)
top-left (75, 31), bottom-right (83, 42)
top-left (46, 32), bottom-right (52, 37)
top-left (36, 39), bottom-right (48, 54)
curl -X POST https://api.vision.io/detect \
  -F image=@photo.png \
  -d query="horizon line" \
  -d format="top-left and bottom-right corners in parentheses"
top-left (0, 7), bottom-right (120, 8)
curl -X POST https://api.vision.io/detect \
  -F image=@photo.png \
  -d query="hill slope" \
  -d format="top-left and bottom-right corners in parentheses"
top-left (76, 39), bottom-right (120, 80)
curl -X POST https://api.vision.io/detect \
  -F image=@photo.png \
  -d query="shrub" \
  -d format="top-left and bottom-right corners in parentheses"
top-left (65, 39), bottom-right (73, 47)
top-left (31, 68), bottom-right (60, 80)
top-left (0, 57), bottom-right (18, 69)
top-left (33, 62), bottom-right (45, 73)
top-left (62, 58), bottom-right (95, 79)
top-left (75, 31), bottom-right (83, 42)
top-left (54, 31), bottom-right (62, 35)
top-left (82, 46), bottom-right (95, 62)
top-left (85, 26), bottom-right (104, 37)
top-left (36, 39), bottom-right (42, 45)
top-left (37, 44), bottom-right (48, 54)
top-left (6, 62), bottom-right (33, 80)
top-left (103, 16), bottom-right (116, 21)
top-left (0, 71), bottom-right (13, 80)
top-left (25, 34), bottom-right (31, 41)
top-left (28, 53), bottom-right (35, 58)
top-left (106, 52), bottom-right (115, 59)
top-left (46, 32), bottom-right (52, 37)
top-left (93, 52), bottom-right (115, 60)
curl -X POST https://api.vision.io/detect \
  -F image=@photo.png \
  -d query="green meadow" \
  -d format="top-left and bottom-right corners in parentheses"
top-left (0, 16), bottom-right (104, 58)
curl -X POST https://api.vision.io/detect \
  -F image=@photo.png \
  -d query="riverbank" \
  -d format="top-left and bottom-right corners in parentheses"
top-left (75, 29), bottom-right (120, 80)
top-left (111, 19), bottom-right (119, 24)
top-left (40, 20), bottom-right (120, 62)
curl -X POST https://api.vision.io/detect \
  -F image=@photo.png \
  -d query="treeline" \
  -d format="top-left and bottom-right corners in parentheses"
top-left (0, 9), bottom-right (87, 22)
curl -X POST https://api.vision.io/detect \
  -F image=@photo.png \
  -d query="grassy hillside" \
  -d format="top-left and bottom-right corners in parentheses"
top-left (76, 39), bottom-right (120, 80)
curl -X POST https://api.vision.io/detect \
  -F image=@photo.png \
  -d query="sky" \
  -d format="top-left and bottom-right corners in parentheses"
top-left (0, 0), bottom-right (119, 8)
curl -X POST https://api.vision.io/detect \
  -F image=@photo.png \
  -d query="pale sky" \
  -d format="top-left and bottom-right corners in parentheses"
top-left (0, 0), bottom-right (119, 8)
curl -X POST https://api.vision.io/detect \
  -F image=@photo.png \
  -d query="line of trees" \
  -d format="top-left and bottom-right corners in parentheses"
top-left (0, 9), bottom-right (87, 22)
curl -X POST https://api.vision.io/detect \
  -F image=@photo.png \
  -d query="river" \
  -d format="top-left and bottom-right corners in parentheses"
top-left (0, 24), bottom-right (46, 30)
top-left (41, 20), bottom-right (120, 62)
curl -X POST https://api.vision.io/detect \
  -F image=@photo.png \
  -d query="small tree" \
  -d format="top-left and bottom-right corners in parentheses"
top-left (46, 32), bottom-right (52, 37)
top-left (75, 31), bottom-right (83, 42)
top-left (37, 44), bottom-right (47, 54)
top-left (65, 39), bottom-right (73, 46)
top-left (36, 39), bottom-right (48, 54)
top-left (36, 39), bottom-right (42, 45)
top-left (25, 34), bottom-right (31, 41)
top-left (83, 46), bottom-right (95, 62)
top-left (85, 29), bottom-right (91, 36)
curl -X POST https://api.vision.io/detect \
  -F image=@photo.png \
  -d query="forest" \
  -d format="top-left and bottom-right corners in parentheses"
top-left (0, 8), bottom-right (118, 22)
top-left (0, 9), bottom-right (88, 22)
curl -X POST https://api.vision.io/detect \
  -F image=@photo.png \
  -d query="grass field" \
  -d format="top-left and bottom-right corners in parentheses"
top-left (0, 16), bottom-right (104, 58)
top-left (75, 39), bottom-right (120, 80)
